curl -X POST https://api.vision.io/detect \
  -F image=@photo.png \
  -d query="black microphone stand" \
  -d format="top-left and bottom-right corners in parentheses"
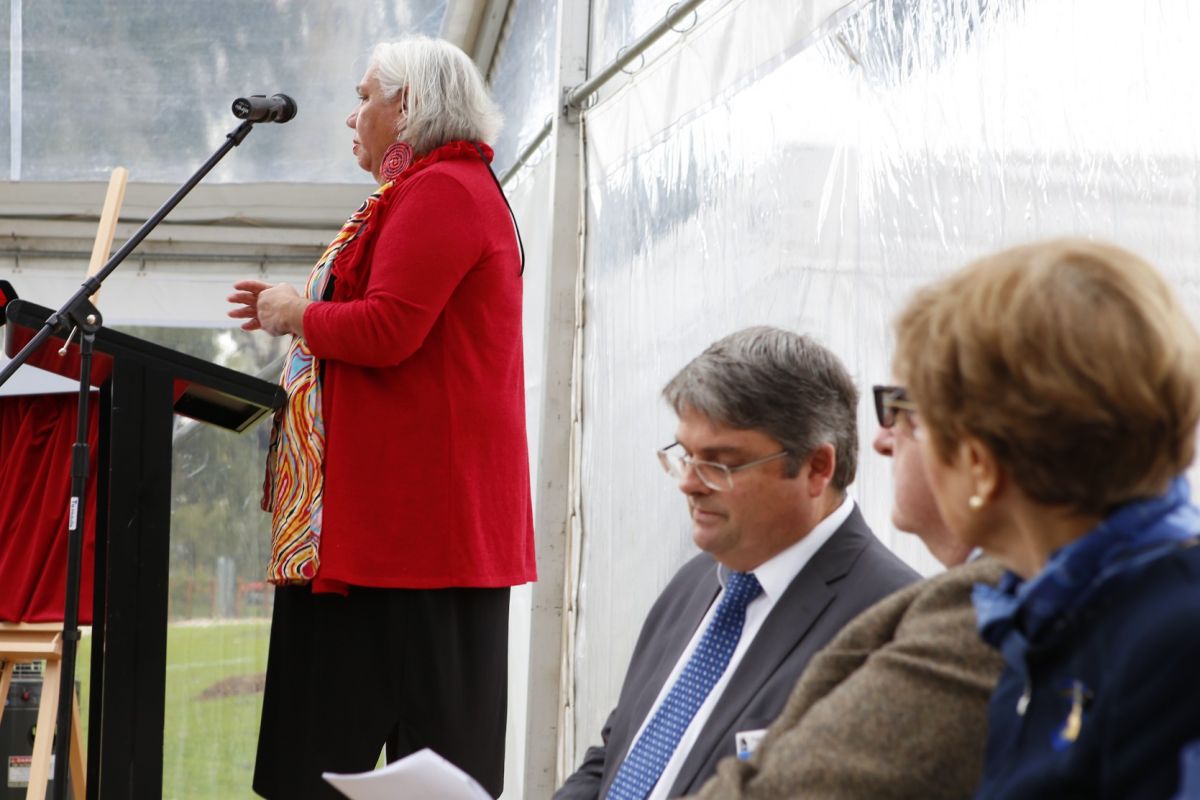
top-left (0, 117), bottom-right (259, 800)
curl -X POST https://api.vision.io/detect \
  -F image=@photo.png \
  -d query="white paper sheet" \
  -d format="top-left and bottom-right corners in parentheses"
top-left (322, 748), bottom-right (492, 800)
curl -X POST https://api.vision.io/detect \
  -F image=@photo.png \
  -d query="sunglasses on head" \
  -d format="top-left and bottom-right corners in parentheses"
top-left (873, 385), bottom-right (919, 428)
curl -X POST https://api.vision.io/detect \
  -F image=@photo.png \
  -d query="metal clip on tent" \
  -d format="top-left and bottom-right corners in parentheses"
top-left (499, 0), bottom-right (709, 186)
top-left (565, 0), bottom-right (708, 110)
top-left (0, 109), bottom-right (270, 800)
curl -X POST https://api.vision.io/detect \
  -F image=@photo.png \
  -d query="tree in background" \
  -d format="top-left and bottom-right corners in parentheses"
top-left (119, 325), bottom-right (286, 619)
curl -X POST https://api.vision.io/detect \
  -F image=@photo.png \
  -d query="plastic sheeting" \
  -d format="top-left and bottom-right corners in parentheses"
top-left (1, 7), bottom-right (10, 178)
top-left (588, 0), bottom-right (726, 72)
top-left (501, 153), bottom-right (556, 800)
top-left (567, 0), bottom-right (1200, 771)
top-left (3, 0), bottom-right (445, 183)
top-left (0, 259), bottom-right (308, 328)
top-left (490, 0), bottom-right (559, 174)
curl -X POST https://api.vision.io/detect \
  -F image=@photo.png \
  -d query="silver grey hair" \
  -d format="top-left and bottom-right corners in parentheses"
top-left (370, 36), bottom-right (502, 155)
top-left (662, 326), bottom-right (859, 490)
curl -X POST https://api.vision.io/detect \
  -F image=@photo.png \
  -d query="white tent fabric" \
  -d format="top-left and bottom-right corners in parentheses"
top-left (501, 154), bottom-right (556, 799)
top-left (0, 181), bottom-right (367, 325)
top-left (496, 0), bottom-right (1200, 782)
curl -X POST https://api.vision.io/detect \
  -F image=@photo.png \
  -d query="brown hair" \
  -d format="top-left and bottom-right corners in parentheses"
top-left (894, 238), bottom-right (1200, 514)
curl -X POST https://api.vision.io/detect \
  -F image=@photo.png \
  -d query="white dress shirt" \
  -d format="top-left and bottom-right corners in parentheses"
top-left (626, 494), bottom-right (855, 800)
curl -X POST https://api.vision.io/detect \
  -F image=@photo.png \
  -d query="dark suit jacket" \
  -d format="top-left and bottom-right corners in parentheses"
top-left (555, 505), bottom-right (919, 799)
top-left (691, 557), bottom-right (1005, 800)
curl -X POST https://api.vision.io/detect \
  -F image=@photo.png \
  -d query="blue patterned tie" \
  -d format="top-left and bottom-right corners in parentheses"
top-left (606, 571), bottom-right (763, 800)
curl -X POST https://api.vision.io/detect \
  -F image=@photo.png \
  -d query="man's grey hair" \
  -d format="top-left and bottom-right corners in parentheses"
top-left (662, 326), bottom-right (859, 490)
top-left (371, 36), bottom-right (502, 156)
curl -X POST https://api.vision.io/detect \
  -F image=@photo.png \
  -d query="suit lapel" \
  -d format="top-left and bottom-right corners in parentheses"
top-left (609, 561), bottom-right (722, 770)
top-left (668, 510), bottom-right (874, 795)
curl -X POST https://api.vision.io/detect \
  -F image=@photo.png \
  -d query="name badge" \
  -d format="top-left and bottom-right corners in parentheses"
top-left (735, 729), bottom-right (768, 760)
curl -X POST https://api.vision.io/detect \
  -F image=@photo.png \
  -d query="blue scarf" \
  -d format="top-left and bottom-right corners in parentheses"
top-left (973, 477), bottom-right (1200, 668)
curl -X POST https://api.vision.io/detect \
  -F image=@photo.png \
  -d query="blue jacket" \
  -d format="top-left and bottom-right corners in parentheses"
top-left (975, 537), bottom-right (1200, 798)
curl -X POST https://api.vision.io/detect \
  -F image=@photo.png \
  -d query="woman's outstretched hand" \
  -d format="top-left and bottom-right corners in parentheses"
top-left (228, 280), bottom-right (310, 337)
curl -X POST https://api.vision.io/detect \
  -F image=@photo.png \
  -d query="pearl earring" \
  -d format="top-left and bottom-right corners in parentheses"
top-left (968, 494), bottom-right (985, 511)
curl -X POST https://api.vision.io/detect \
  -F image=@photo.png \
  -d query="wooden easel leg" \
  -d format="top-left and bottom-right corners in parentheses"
top-left (27, 658), bottom-right (60, 800)
top-left (0, 660), bottom-right (12, 730)
top-left (70, 693), bottom-right (85, 800)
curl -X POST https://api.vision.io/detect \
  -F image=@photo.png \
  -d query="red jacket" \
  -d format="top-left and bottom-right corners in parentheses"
top-left (302, 142), bottom-right (536, 591)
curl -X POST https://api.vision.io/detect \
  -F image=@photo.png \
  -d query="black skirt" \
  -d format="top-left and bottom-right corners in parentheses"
top-left (253, 582), bottom-right (511, 799)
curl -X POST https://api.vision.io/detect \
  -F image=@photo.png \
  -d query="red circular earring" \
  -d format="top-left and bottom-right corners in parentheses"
top-left (381, 141), bottom-right (413, 181)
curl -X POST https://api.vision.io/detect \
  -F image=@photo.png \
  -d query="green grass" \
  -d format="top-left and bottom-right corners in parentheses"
top-left (78, 620), bottom-right (271, 799)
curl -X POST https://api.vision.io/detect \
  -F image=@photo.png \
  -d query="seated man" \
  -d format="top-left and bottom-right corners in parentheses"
top-left (689, 385), bottom-right (1004, 799)
top-left (555, 327), bottom-right (919, 800)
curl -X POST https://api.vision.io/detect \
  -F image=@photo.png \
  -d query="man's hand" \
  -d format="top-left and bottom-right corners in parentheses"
top-left (228, 280), bottom-right (310, 337)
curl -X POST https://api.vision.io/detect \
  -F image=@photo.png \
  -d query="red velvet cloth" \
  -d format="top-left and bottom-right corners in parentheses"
top-left (0, 393), bottom-right (98, 623)
top-left (301, 142), bottom-right (536, 592)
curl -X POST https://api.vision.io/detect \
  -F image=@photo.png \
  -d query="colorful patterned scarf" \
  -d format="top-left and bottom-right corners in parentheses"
top-left (261, 183), bottom-right (392, 584)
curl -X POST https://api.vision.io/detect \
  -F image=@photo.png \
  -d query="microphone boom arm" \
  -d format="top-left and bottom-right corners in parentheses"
top-left (0, 118), bottom-right (256, 386)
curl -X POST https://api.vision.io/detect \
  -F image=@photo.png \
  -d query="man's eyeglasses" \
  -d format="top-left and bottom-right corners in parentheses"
top-left (656, 441), bottom-right (790, 492)
top-left (873, 385), bottom-right (919, 429)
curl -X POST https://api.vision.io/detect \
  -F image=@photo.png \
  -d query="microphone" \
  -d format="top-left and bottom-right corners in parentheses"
top-left (231, 94), bottom-right (298, 123)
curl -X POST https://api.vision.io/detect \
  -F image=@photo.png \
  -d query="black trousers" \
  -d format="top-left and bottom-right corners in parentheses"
top-left (253, 583), bottom-right (511, 799)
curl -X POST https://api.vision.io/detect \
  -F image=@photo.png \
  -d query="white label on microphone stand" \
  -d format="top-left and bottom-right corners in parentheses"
top-left (69, 497), bottom-right (79, 531)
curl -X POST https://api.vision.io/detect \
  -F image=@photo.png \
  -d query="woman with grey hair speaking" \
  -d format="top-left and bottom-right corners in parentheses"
top-left (228, 35), bottom-right (533, 799)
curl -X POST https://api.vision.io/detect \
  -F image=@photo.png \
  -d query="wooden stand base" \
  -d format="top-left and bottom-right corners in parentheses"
top-left (0, 623), bottom-right (85, 800)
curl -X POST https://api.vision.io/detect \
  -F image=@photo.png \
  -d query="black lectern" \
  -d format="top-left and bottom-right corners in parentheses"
top-left (4, 298), bottom-right (284, 800)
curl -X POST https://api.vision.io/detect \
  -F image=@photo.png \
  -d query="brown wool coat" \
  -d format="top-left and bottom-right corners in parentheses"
top-left (690, 557), bottom-right (1005, 800)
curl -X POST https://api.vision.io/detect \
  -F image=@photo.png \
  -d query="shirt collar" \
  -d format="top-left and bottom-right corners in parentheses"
top-left (719, 493), bottom-right (855, 602)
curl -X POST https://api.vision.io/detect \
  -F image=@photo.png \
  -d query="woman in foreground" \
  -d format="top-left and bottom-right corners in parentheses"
top-left (893, 238), bottom-right (1200, 799)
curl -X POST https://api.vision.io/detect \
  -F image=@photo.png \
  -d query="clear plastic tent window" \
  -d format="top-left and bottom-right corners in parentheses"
top-left (5, 0), bottom-right (446, 182)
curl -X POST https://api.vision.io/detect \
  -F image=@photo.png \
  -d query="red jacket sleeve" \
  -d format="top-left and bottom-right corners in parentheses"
top-left (302, 171), bottom-right (486, 367)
